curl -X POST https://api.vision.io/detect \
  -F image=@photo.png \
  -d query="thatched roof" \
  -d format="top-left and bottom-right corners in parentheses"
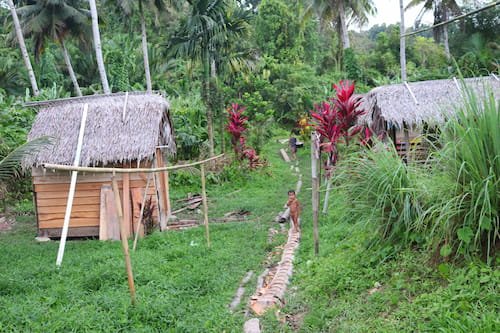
top-left (24, 92), bottom-right (176, 167)
top-left (362, 76), bottom-right (500, 128)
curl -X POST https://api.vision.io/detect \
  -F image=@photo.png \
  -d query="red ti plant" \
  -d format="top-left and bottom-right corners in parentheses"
top-left (311, 101), bottom-right (342, 173)
top-left (331, 80), bottom-right (365, 146)
top-left (226, 103), bottom-right (248, 157)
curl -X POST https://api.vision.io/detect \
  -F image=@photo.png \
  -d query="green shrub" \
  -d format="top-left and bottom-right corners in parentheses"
top-left (337, 143), bottom-right (424, 249)
top-left (422, 87), bottom-right (499, 262)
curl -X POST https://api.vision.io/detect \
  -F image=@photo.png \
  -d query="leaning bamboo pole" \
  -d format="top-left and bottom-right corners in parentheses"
top-left (200, 164), bottom-right (211, 248)
top-left (43, 154), bottom-right (225, 174)
top-left (112, 174), bottom-right (136, 305)
top-left (56, 103), bottom-right (88, 267)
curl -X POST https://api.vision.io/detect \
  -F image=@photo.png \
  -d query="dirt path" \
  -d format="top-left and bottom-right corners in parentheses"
top-left (243, 155), bottom-right (303, 332)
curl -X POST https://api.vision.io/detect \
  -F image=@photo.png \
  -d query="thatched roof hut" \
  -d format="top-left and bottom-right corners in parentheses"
top-left (362, 76), bottom-right (500, 129)
top-left (24, 92), bottom-right (176, 239)
top-left (24, 92), bottom-right (176, 168)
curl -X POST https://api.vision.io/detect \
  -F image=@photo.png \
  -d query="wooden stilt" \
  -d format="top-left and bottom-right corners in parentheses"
top-left (132, 173), bottom-right (152, 251)
top-left (112, 174), bottom-right (136, 305)
top-left (154, 149), bottom-right (167, 231)
top-left (404, 123), bottom-right (411, 163)
top-left (311, 132), bottom-right (320, 256)
top-left (200, 164), bottom-right (210, 248)
top-left (56, 103), bottom-right (88, 267)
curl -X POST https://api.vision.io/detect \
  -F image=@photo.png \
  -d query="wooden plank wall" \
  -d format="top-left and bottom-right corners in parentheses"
top-left (33, 167), bottom-right (158, 236)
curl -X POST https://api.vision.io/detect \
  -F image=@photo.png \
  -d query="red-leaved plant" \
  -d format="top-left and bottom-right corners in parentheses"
top-left (226, 103), bottom-right (248, 156)
top-left (226, 103), bottom-right (263, 168)
top-left (311, 80), bottom-right (367, 170)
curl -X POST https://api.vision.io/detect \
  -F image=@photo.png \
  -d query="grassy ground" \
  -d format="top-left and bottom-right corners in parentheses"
top-left (0, 139), bottom-right (296, 332)
top-left (261, 144), bottom-right (499, 332)
top-left (2, 139), bottom-right (498, 332)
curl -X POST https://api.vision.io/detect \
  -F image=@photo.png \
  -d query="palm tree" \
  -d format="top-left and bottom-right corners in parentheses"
top-left (169, 0), bottom-right (250, 156)
top-left (17, 0), bottom-right (91, 97)
top-left (406, 0), bottom-right (461, 59)
top-left (111, 0), bottom-right (180, 92)
top-left (306, 0), bottom-right (376, 50)
top-left (88, 0), bottom-right (110, 94)
top-left (6, 0), bottom-right (40, 96)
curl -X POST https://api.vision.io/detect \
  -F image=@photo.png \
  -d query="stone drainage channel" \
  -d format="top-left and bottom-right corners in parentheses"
top-left (236, 153), bottom-right (302, 333)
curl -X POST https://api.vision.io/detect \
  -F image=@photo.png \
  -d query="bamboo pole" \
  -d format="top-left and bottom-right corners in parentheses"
top-left (112, 174), bottom-right (136, 305)
top-left (123, 173), bottom-right (131, 238)
top-left (132, 174), bottom-right (152, 251)
top-left (311, 132), bottom-right (320, 256)
top-left (404, 123), bottom-right (411, 163)
top-left (153, 152), bottom-right (168, 231)
top-left (200, 164), bottom-right (211, 248)
top-left (56, 103), bottom-right (88, 267)
top-left (43, 154), bottom-right (225, 174)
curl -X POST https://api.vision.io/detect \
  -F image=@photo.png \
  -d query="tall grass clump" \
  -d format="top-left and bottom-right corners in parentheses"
top-left (423, 87), bottom-right (499, 262)
top-left (337, 143), bottom-right (423, 249)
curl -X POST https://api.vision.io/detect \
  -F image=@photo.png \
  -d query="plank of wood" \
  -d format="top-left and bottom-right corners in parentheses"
top-left (37, 204), bottom-right (100, 214)
top-left (131, 188), bottom-right (145, 239)
top-left (37, 196), bottom-right (100, 207)
top-left (101, 185), bottom-right (120, 241)
top-left (39, 218), bottom-right (98, 229)
top-left (123, 173), bottom-right (131, 238)
top-left (35, 190), bottom-right (99, 199)
top-left (34, 180), bottom-right (148, 192)
top-left (99, 185), bottom-right (108, 240)
top-left (38, 211), bottom-right (100, 221)
top-left (280, 148), bottom-right (291, 162)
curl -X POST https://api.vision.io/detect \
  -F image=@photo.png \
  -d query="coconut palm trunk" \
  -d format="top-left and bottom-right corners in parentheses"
top-left (60, 40), bottom-right (82, 96)
top-left (204, 53), bottom-right (215, 157)
top-left (337, 0), bottom-right (350, 49)
top-left (7, 0), bottom-right (39, 96)
top-left (88, 0), bottom-right (110, 94)
top-left (400, 0), bottom-right (407, 81)
top-left (139, 1), bottom-right (152, 92)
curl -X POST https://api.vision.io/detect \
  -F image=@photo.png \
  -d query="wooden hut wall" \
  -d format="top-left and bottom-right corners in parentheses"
top-left (33, 167), bottom-right (159, 237)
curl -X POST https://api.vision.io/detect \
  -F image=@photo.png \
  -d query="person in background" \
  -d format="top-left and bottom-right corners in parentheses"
top-left (289, 130), bottom-right (298, 160)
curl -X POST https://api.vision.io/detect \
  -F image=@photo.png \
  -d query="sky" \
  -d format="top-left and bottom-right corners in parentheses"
top-left (365, 0), bottom-right (434, 29)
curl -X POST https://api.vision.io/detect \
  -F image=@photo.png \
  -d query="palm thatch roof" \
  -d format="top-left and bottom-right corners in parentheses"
top-left (24, 92), bottom-right (176, 168)
top-left (362, 76), bottom-right (500, 129)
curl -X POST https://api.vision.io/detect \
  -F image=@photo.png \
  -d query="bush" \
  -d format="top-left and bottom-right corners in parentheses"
top-left (422, 87), bottom-right (499, 262)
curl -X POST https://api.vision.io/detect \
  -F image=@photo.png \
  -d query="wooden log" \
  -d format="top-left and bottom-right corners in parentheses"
top-left (56, 103), bottom-right (88, 268)
top-left (311, 132), bottom-right (320, 256)
top-left (111, 175), bottom-right (136, 305)
top-left (279, 149), bottom-right (291, 162)
top-left (200, 164), bottom-right (211, 248)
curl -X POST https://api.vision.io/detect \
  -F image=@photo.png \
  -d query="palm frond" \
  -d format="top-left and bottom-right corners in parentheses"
top-left (0, 137), bottom-right (53, 182)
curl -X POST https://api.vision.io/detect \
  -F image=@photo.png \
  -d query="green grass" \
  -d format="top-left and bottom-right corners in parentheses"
top-left (260, 144), bottom-right (500, 332)
top-left (0, 139), bottom-right (297, 332)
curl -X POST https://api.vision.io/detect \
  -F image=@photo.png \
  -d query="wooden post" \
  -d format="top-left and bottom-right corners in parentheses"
top-left (404, 123), bottom-right (411, 163)
top-left (56, 103), bottom-right (88, 267)
top-left (311, 132), bottom-right (320, 256)
top-left (154, 148), bottom-right (167, 230)
top-left (122, 173), bottom-right (131, 238)
top-left (164, 170), bottom-right (171, 216)
top-left (200, 164), bottom-right (211, 248)
top-left (112, 174), bottom-right (136, 305)
top-left (132, 174), bottom-right (152, 251)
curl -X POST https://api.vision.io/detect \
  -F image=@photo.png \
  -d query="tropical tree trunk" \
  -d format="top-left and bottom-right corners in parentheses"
top-left (442, 8), bottom-right (451, 60)
top-left (139, 1), bottom-right (152, 92)
top-left (400, 0), bottom-right (407, 81)
top-left (337, 0), bottom-right (350, 49)
top-left (7, 0), bottom-right (39, 96)
top-left (60, 40), bottom-right (82, 96)
top-left (88, 0), bottom-right (110, 94)
top-left (204, 53), bottom-right (215, 157)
